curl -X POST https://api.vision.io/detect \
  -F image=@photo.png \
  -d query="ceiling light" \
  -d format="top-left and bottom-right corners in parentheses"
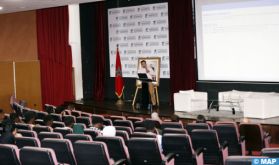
top-left (0, 6), bottom-right (3, 10)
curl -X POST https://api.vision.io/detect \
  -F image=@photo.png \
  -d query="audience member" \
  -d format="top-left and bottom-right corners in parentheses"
top-left (43, 115), bottom-right (54, 127)
top-left (9, 113), bottom-right (22, 124)
top-left (0, 120), bottom-right (21, 144)
top-left (151, 111), bottom-right (162, 122)
top-left (144, 120), bottom-right (162, 152)
top-left (196, 114), bottom-right (206, 123)
top-left (45, 105), bottom-right (55, 114)
top-left (62, 104), bottom-right (75, 115)
top-left (103, 126), bottom-right (116, 137)
top-left (64, 116), bottom-right (75, 128)
top-left (170, 114), bottom-right (180, 122)
top-left (90, 117), bottom-right (104, 135)
top-left (24, 111), bottom-right (36, 126)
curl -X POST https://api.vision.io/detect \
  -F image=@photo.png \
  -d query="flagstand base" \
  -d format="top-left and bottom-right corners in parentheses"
top-left (116, 99), bottom-right (124, 105)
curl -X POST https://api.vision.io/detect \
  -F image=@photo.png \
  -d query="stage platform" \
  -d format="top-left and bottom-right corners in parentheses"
top-left (68, 100), bottom-right (279, 143)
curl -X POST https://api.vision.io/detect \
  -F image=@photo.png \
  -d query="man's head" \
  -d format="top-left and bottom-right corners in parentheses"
top-left (9, 113), bottom-right (21, 123)
top-left (140, 60), bottom-right (147, 68)
top-left (64, 116), bottom-right (75, 128)
top-left (144, 120), bottom-right (156, 133)
top-left (24, 111), bottom-right (36, 124)
top-left (196, 114), bottom-right (206, 123)
top-left (43, 115), bottom-right (54, 127)
top-left (92, 117), bottom-right (104, 129)
top-left (67, 104), bottom-right (75, 111)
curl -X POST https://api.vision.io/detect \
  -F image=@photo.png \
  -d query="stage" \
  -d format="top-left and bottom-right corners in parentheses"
top-left (68, 100), bottom-right (279, 143)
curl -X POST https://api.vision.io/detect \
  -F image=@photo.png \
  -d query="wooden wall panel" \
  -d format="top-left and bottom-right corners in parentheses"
top-left (0, 62), bottom-right (14, 113)
top-left (15, 61), bottom-right (42, 111)
top-left (0, 11), bottom-right (37, 61)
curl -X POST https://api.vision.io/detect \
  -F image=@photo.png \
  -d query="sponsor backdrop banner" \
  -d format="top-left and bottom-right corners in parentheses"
top-left (108, 2), bottom-right (170, 78)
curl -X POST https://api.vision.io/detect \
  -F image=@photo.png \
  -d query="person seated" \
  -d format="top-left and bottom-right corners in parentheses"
top-left (196, 114), bottom-right (206, 123)
top-left (90, 117), bottom-right (104, 135)
top-left (151, 111), bottom-right (162, 122)
top-left (24, 111), bottom-right (36, 127)
top-left (43, 115), bottom-right (54, 127)
top-left (61, 104), bottom-right (75, 116)
top-left (170, 114), bottom-right (180, 122)
top-left (64, 116), bottom-right (75, 129)
top-left (144, 120), bottom-right (162, 152)
top-left (102, 126), bottom-right (116, 137)
top-left (0, 120), bottom-right (21, 144)
top-left (9, 113), bottom-right (22, 124)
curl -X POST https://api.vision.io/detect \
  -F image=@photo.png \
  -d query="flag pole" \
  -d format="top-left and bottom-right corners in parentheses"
top-left (115, 44), bottom-right (124, 105)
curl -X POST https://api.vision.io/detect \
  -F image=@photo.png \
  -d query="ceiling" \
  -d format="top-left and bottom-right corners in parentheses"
top-left (0, 0), bottom-right (103, 14)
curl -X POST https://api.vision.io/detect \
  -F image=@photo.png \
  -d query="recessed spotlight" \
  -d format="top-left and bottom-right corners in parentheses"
top-left (0, 6), bottom-right (3, 10)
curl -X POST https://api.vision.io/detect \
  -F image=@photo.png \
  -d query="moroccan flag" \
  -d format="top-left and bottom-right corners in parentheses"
top-left (115, 47), bottom-right (124, 98)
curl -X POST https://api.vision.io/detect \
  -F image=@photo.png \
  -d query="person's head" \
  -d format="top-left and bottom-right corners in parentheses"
top-left (170, 114), bottom-right (180, 122)
top-left (9, 113), bottom-right (21, 123)
top-left (103, 126), bottom-right (116, 137)
top-left (2, 119), bottom-right (17, 135)
top-left (67, 104), bottom-right (75, 111)
top-left (140, 60), bottom-right (147, 68)
top-left (43, 115), bottom-right (54, 127)
top-left (92, 117), bottom-right (104, 129)
top-left (144, 120), bottom-right (156, 133)
top-left (151, 112), bottom-right (161, 121)
top-left (24, 111), bottom-right (36, 124)
top-left (64, 116), bottom-right (75, 128)
top-left (196, 114), bottom-right (206, 123)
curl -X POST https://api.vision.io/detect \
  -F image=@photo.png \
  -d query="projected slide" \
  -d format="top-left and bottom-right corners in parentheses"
top-left (195, 0), bottom-right (279, 82)
top-left (108, 3), bottom-right (169, 78)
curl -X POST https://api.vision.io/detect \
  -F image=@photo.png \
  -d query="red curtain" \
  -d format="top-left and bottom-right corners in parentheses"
top-left (168, 0), bottom-right (196, 103)
top-left (37, 6), bottom-right (74, 106)
top-left (93, 2), bottom-right (106, 101)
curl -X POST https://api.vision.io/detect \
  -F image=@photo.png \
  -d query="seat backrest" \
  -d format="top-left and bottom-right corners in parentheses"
top-left (128, 138), bottom-right (163, 165)
top-left (103, 119), bottom-right (113, 126)
top-left (134, 127), bottom-right (147, 132)
top-left (15, 123), bottom-right (32, 130)
top-left (127, 117), bottom-right (143, 124)
top-left (80, 112), bottom-right (92, 117)
top-left (52, 121), bottom-right (65, 128)
top-left (36, 111), bottom-right (48, 120)
top-left (131, 132), bottom-right (157, 138)
top-left (62, 115), bottom-right (76, 123)
top-left (115, 126), bottom-right (133, 136)
top-left (15, 137), bottom-right (41, 149)
top-left (134, 121), bottom-right (144, 128)
top-left (38, 132), bottom-right (63, 141)
top-left (162, 134), bottom-right (196, 165)
top-left (35, 119), bottom-right (45, 125)
top-left (191, 129), bottom-right (222, 165)
top-left (18, 129), bottom-right (38, 138)
top-left (239, 123), bottom-right (264, 151)
top-left (116, 130), bottom-right (129, 142)
top-left (0, 144), bottom-right (21, 165)
top-left (161, 122), bottom-right (183, 130)
top-left (74, 141), bottom-right (113, 165)
top-left (71, 111), bottom-right (81, 117)
top-left (41, 138), bottom-right (77, 165)
top-left (20, 147), bottom-right (58, 165)
top-left (50, 113), bottom-right (62, 122)
top-left (84, 129), bottom-right (99, 140)
top-left (261, 148), bottom-right (279, 158)
top-left (76, 117), bottom-right (91, 127)
top-left (186, 123), bottom-right (210, 135)
top-left (113, 120), bottom-right (134, 131)
top-left (33, 126), bottom-right (52, 134)
top-left (53, 127), bottom-right (73, 137)
top-left (109, 115), bottom-right (126, 121)
top-left (162, 128), bottom-right (187, 135)
top-left (96, 136), bottom-right (129, 162)
top-left (145, 119), bottom-right (161, 129)
top-left (65, 134), bottom-right (92, 144)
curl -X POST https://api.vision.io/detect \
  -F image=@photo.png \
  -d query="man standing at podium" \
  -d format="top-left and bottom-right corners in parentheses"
top-left (138, 60), bottom-right (156, 106)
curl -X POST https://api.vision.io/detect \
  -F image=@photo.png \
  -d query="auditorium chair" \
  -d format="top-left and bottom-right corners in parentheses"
top-left (20, 147), bottom-right (59, 165)
top-left (15, 137), bottom-right (41, 149)
top-left (76, 117), bottom-right (91, 127)
top-left (127, 117), bottom-right (143, 124)
top-left (191, 129), bottom-right (228, 165)
top-left (96, 136), bottom-right (130, 164)
top-left (65, 134), bottom-right (92, 143)
top-left (128, 138), bottom-right (175, 165)
top-left (144, 119), bottom-right (162, 129)
top-left (0, 144), bottom-right (21, 165)
top-left (131, 132), bottom-right (157, 138)
top-left (115, 126), bottom-right (133, 136)
top-left (185, 123), bottom-right (210, 136)
top-left (33, 125), bottom-right (53, 134)
top-left (17, 130), bottom-right (37, 138)
top-left (109, 115), bottom-right (126, 121)
top-left (225, 156), bottom-right (267, 165)
top-left (52, 121), bottom-right (65, 128)
top-left (38, 132), bottom-right (63, 141)
top-left (62, 115), bottom-right (76, 123)
top-left (161, 122), bottom-right (183, 130)
top-left (261, 148), bottom-right (279, 158)
top-left (134, 127), bottom-right (147, 132)
top-left (15, 123), bottom-right (32, 130)
top-left (84, 129), bottom-right (99, 140)
top-left (50, 113), bottom-right (62, 122)
top-left (35, 119), bottom-right (45, 125)
top-left (162, 128), bottom-right (188, 135)
top-left (80, 112), bottom-right (92, 117)
top-left (63, 110), bottom-right (72, 116)
top-left (162, 134), bottom-right (204, 165)
top-left (44, 104), bottom-right (56, 113)
top-left (116, 130), bottom-right (130, 144)
top-left (71, 110), bottom-right (81, 117)
top-left (41, 138), bottom-right (77, 165)
top-left (91, 114), bottom-right (106, 124)
top-left (113, 120), bottom-right (134, 131)
top-left (104, 119), bottom-right (113, 126)
top-left (74, 141), bottom-right (126, 165)
top-left (239, 123), bottom-right (271, 155)
top-left (213, 122), bottom-right (245, 155)
top-left (134, 121), bottom-right (144, 128)
top-left (53, 127), bottom-right (73, 137)
top-left (35, 111), bottom-right (48, 120)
